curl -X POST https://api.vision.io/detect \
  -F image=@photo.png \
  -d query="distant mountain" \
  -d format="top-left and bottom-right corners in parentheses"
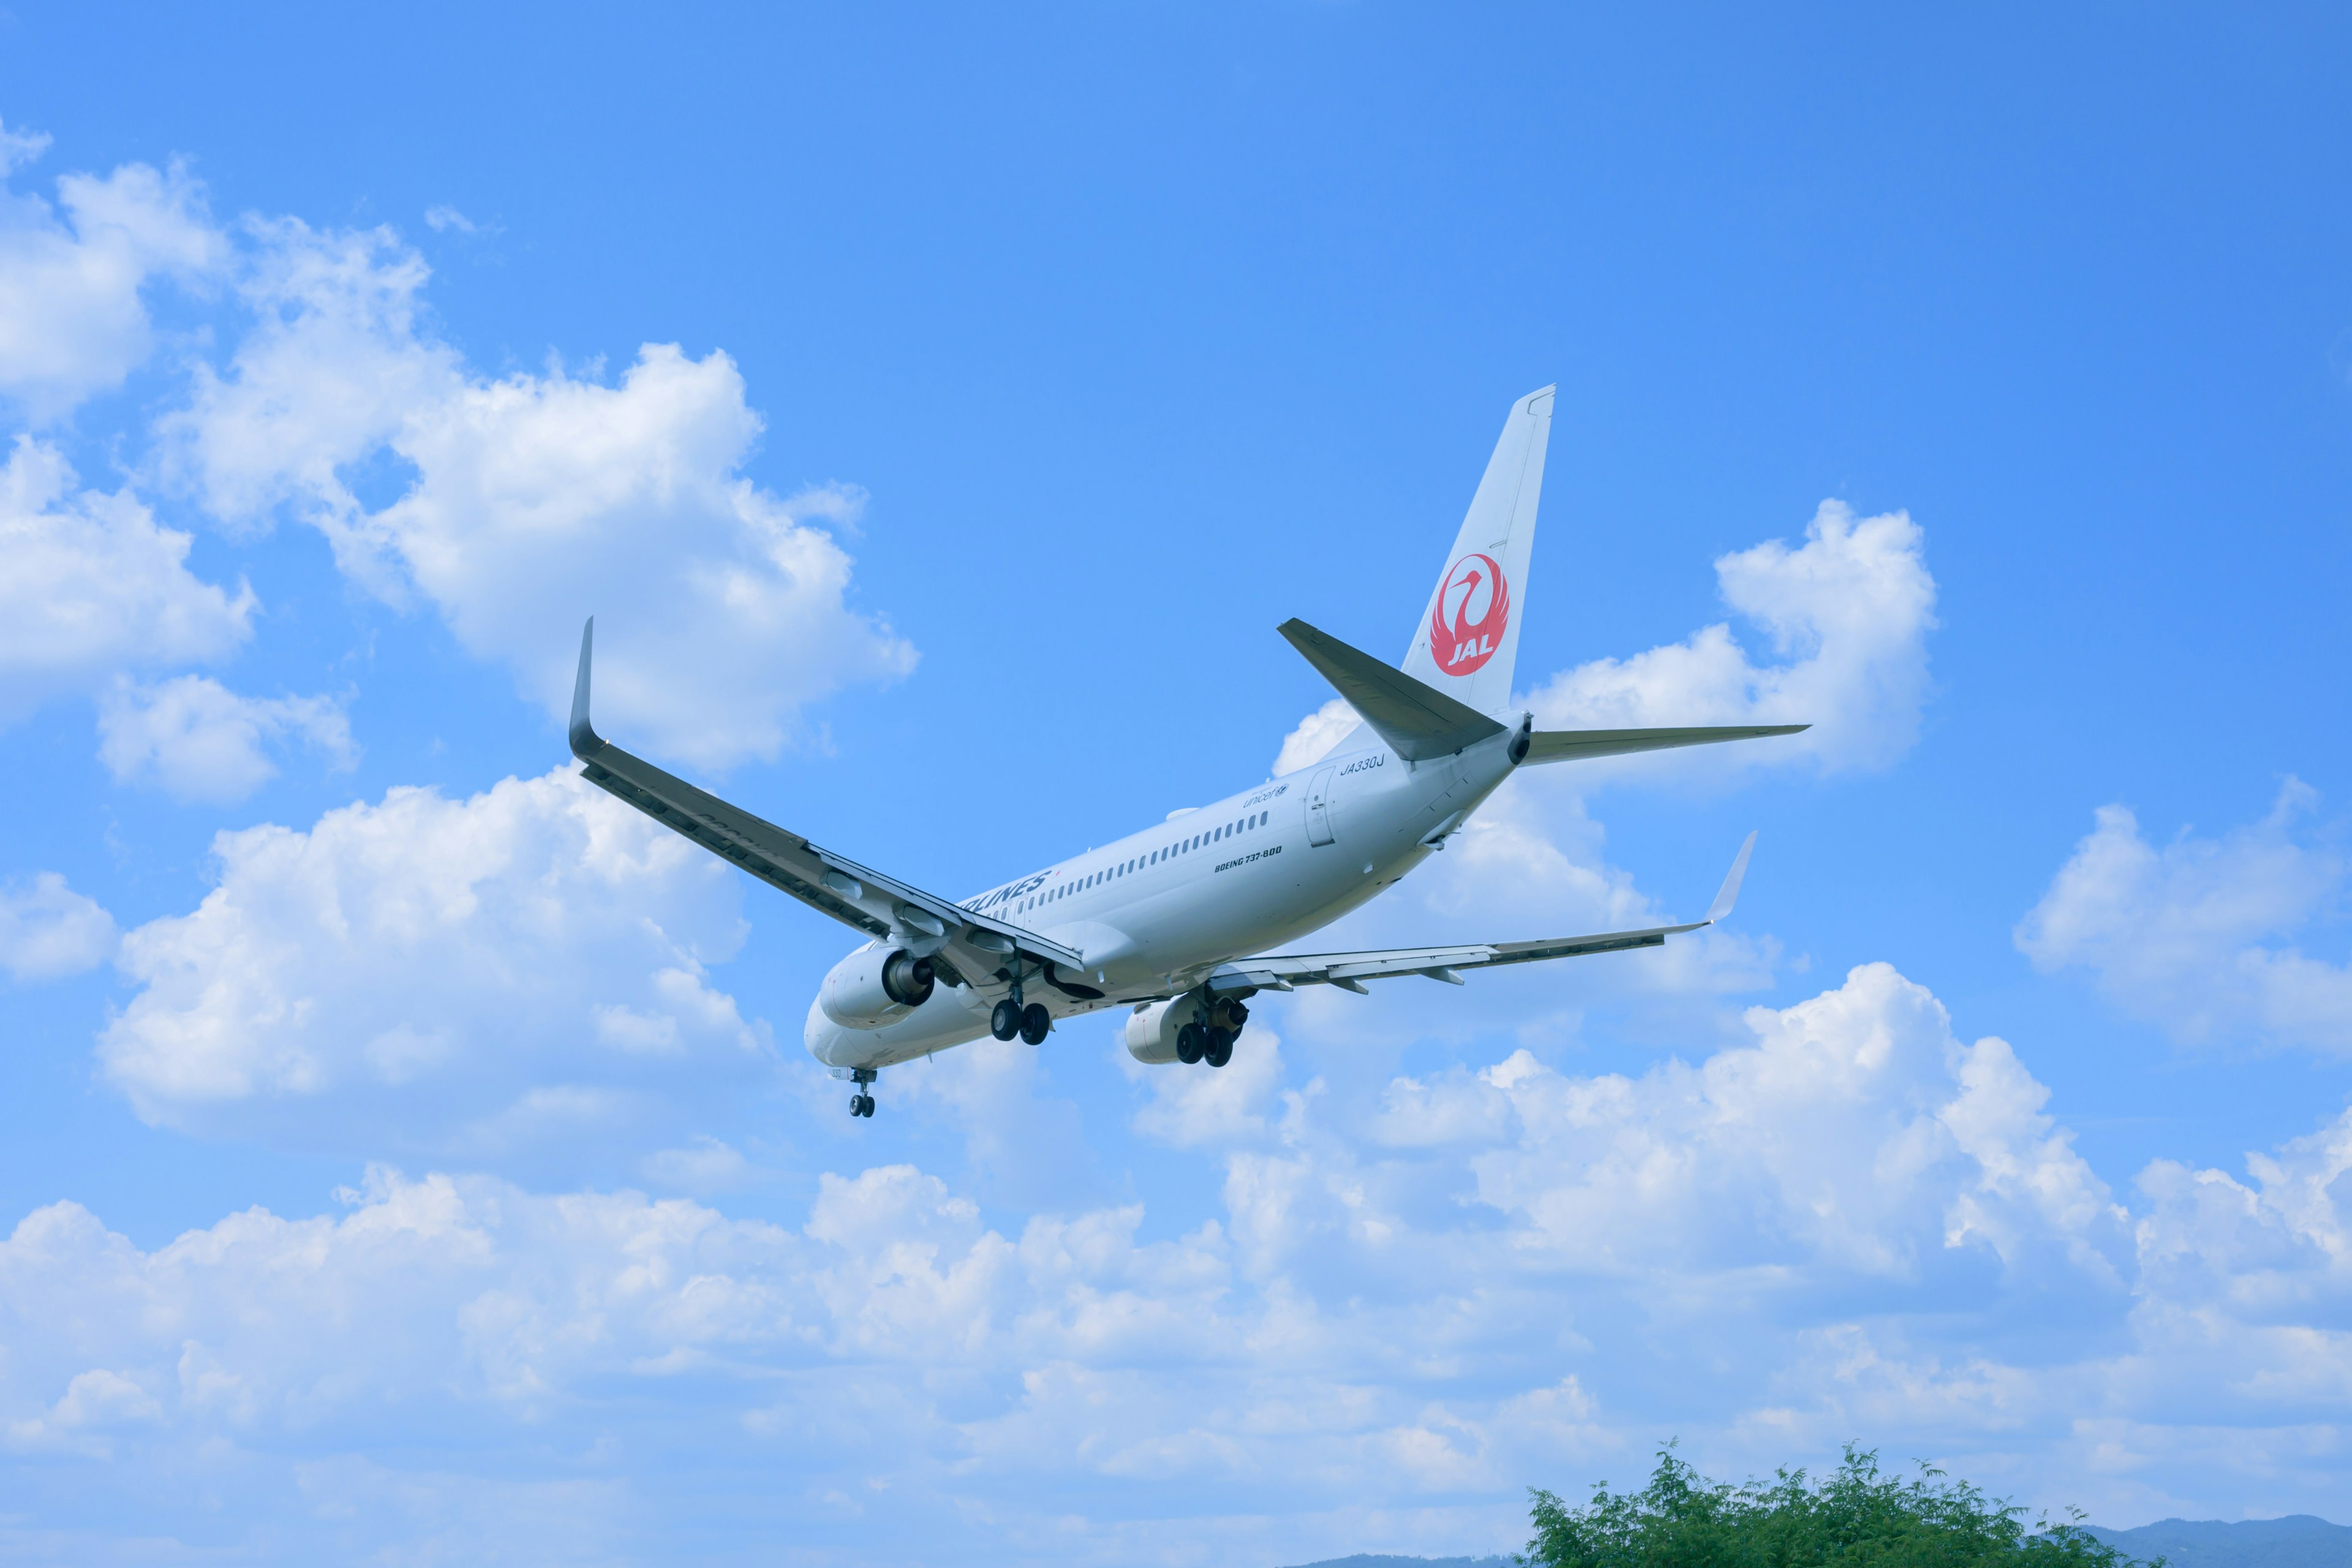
top-left (1279, 1556), bottom-right (1513, 1568)
top-left (2084, 1517), bottom-right (2352, 1568)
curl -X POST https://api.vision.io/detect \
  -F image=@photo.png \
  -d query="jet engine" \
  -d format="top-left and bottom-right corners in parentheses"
top-left (1123, 995), bottom-right (1191, 1064)
top-left (819, 945), bottom-right (936, 1029)
top-left (1125, 990), bottom-right (1249, 1064)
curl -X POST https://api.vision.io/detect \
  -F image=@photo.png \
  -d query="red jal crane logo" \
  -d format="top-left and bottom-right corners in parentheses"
top-left (1431, 552), bottom-right (1509, 676)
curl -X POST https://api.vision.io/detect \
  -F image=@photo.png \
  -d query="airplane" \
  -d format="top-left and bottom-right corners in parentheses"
top-left (565, 386), bottom-right (1806, 1118)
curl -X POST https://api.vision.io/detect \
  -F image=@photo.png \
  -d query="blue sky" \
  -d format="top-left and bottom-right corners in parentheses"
top-left (2, 4), bottom-right (2350, 1562)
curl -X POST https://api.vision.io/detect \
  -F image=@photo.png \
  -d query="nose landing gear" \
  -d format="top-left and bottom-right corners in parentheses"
top-left (847, 1067), bottom-right (878, 1118)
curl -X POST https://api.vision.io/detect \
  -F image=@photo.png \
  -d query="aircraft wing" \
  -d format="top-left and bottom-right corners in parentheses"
top-left (1206, 832), bottom-right (1755, 995)
top-left (565, 620), bottom-right (1083, 980)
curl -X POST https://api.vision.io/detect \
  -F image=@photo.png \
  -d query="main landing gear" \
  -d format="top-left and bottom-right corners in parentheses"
top-left (989, 973), bottom-right (1053, 1046)
top-left (848, 1067), bottom-right (877, 1118)
top-left (1175, 998), bottom-right (1246, 1068)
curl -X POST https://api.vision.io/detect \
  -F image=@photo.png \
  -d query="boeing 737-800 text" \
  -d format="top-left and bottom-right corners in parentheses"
top-left (566, 387), bottom-right (1805, 1118)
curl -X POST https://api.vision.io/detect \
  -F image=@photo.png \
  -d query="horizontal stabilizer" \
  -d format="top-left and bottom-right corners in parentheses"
top-left (1279, 618), bottom-right (1507, 763)
top-left (1521, 724), bottom-right (1808, 764)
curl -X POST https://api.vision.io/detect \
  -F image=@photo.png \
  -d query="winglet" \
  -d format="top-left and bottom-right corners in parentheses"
top-left (568, 617), bottom-right (605, 760)
top-left (1704, 831), bottom-right (1757, 925)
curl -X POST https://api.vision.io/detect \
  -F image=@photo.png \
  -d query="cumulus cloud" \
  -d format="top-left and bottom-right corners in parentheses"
top-left (1124, 1023), bottom-right (1292, 1148)
top-left (1274, 695), bottom-right (1364, 777)
top-left (100, 765), bottom-right (767, 1153)
top-left (162, 221), bottom-right (914, 769)
top-left (0, 437), bottom-right (254, 724)
top-left (639, 1134), bottom-right (754, 1194)
top-left (1447, 964), bottom-right (2128, 1284)
top-left (0, 134), bottom-right (225, 420)
top-left (7, 963), bottom-right (2351, 1558)
top-left (0, 872), bottom-right (116, 981)
top-left (2018, 782), bottom-right (2352, 1055)
top-left (1527, 500), bottom-right (1935, 773)
top-left (97, 674), bottom-right (353, 802)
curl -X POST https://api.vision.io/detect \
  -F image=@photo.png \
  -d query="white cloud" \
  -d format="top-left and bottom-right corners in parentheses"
top-left (2017, 782), bottom-right (2352, 1055)
top-left (0, 437), bottom-right (254, 724)
top-left (639, 1135), bottom-right (753, 1194)
top-left (0, 141), bottom-right (224, 420)
top-left (1274, 695), bottom-right (1363, 776)
top-left (1123, 1023), bottom-right (1291, 1148)
top-left (97, 674), bottom-right (353, 803)
top-left (100, 765), bottom-right (767, 1152)
top-left (0, 872), bottom-right (116, 981)
top-left (0, 116), bottom-right (50, 176)
top-left (160, 220), bottom-right (454, 544)
top-left (422, 204), bottom-right (478, 234)
top-left (163, 221), bottom-right (915, 769)
top-left (1526, 500), bottom-right (1936, 773)
top-left (9, 963), bottom-right (2352, 1558)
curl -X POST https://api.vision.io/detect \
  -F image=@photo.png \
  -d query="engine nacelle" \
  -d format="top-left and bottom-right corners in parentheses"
top-left (819, 946), bottom-right (936, 1029)
top-left (1124, 996), bottom-right (1191, 1064)
top-left (1124, 990), bottom-right (1248, 1064)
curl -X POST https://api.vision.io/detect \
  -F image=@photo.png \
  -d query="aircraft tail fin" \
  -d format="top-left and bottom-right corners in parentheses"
top-left (1400, 385), bottom-right (1555, 717)
top-left (1280, 618), bottom-right (1506, 762)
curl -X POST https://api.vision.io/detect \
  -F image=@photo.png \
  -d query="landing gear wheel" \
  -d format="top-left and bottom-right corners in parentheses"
top-left (849, 1091), bottom-right (875, 1118)
top-left (1204, 1028), bottom-right (1234, 1069)
top-left (1224, 1001), bottom-right (1250, 1028)
top-left (1175, 1022), bottom-right (1205, 1065)
top-left (1019, 1002), bottom-right (1052, 1046)
top-left (990, 998), bottom-right (1021, 1041)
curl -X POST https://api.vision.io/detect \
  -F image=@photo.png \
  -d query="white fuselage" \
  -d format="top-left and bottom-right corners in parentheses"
top-left (804, 723), bottom-right (1525, 1071)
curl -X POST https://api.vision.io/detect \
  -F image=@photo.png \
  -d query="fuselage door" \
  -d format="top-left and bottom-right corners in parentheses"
top-left (1306, 764), bottom-right (1339, 846)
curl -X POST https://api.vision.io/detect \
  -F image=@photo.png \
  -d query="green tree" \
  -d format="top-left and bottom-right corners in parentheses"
top-left (1524, 1445), bottom-right (2146, 1568)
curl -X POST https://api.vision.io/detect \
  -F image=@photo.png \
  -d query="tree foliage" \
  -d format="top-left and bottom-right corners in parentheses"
top-left (1524, 1446), bottom-right (2147, 1568)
